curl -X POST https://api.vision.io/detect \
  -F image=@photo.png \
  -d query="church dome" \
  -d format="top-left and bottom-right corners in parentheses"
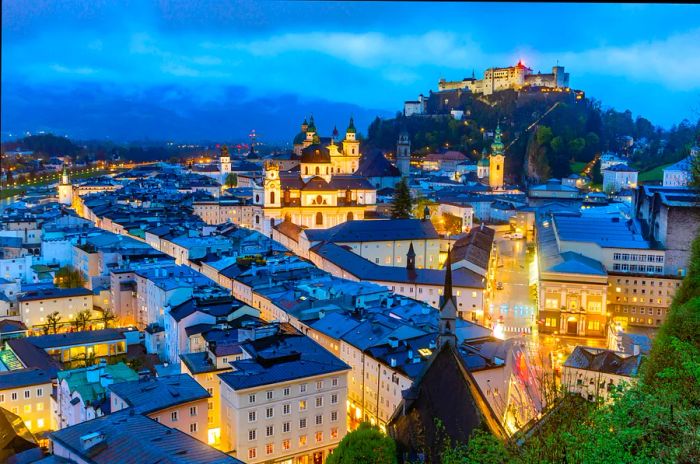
top-left (300, 144), bottom-right (331, 163)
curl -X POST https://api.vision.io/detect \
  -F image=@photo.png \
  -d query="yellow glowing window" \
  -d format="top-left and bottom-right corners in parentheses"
top-left (418, 348), bottom-right (433, 357)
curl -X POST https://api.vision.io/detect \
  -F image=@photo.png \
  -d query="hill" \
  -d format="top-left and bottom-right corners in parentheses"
top-left (365, 88), bottom-right (699, 184)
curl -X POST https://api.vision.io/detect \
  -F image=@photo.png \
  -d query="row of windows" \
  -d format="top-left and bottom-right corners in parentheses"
top-left (247, 429), bottom-right (339, 459)
top-left (612, 264), bottom-right (663, 273)
top-left (0, 388), bottom-right (44, 402)
top-left (248, 379), bottom-right (338, 404)
top-left (613, 253), bottom-right (664, 263)
top-left (248, 413), bottom-right (338, 440)
top-left (248, 396), bottom-right (338, 421)
top-left (615, 278), bottom-right (680, 287)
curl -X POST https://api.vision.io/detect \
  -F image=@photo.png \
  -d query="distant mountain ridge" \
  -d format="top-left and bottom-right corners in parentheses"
top-left (1, 81), bottom-right (394, 144)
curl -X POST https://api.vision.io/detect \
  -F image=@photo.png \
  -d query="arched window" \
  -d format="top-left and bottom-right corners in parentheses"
top-left (326, 167), bottom-right (329, 175)
top-left (255, 194), bottom-right (260, 203)
top-left (255, 215), bottom-right (260, 224)
top-left (347, 212), bottom-right (354, 221)
top-left (316, 195), bottom-right (323, 205)
top-left (305, 166), bottom-right (308, 175)
top-left (270, 192), bottom-right (275, 204)
top-left (316, 212), bottom-right (323, 225)
top-left (315, 166), bottom-right (320, 175)
top-left (496, 165), bottom-right (500, 171)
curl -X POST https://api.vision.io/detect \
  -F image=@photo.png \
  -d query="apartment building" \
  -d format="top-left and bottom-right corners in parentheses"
top-left (0, 368), bottom-right (53, 434)
top-left (218, 326), bottom-right (350, 464)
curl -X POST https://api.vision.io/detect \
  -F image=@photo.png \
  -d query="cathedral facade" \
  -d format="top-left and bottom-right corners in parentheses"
top-left (252, 118), bottom-right (376, 234)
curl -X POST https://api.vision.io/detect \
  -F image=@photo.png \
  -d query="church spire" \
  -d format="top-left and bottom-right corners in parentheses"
top-left (442, 248), bottom-right (453, 304)
top-left (406, 242), bottom-right (416, 271)
top-left (438, 247), bottom-right (457, 349)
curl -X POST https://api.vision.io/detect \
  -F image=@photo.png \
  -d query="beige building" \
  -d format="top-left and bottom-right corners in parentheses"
top-left (607, 273), bottom-right (682, 329)
top-left (18, 287), bottom-right (93, 330)
top-left (218, 329), bottom-right (350, 464)
top-left (109, 373), bottom-right (210, 444)
top-left (0, 368), bottom-right (54, 434)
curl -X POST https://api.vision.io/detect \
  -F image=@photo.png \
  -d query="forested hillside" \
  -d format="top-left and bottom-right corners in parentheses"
top-left (364, 91), bottom-right (700, 184)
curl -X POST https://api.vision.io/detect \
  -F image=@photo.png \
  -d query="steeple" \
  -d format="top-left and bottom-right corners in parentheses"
top-left (332, 125), bottom-right (339, 143)
top-left (301, 118), bottom-right (309, 133)
top-left (406, 242), bottom-right (416, 271)
top-left (491, 123), bottom-right (505, 156)
top-left (346, 117), bottom-right (356, 134)
top-left (307, 115), bottom-right (316, 133)
top-left (438, 247), bottom-right (457, 349)
top-left (422, 204), bottom-right (431, 221)
top-left (61, 165), bottom-right (69, 185)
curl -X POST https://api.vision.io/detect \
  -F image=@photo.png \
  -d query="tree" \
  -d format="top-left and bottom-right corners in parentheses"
top-left (72, 309), bottom-right (93, 332)
top-left (440, 212), bottom-right (463, 236)
top-left (225, 173), bottom-right (238, 189)
top-left (391, 178), bottom-right (413, 219)
top-left (55, 266), bottom-right (86, 289)
top-left (326, 422), bottom-right (397, 464)
top-left (97, 308), bottom-right (116, 329)
top-left (46, 311), bottom-right (62, 334)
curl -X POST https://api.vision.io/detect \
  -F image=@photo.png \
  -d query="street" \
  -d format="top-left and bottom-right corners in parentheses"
top-left (488, 231), bottom-right (535, 335)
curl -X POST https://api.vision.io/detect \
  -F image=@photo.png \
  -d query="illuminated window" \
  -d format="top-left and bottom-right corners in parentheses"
top-left (266, 443), bottom-right (274, 455)
top-left (299, 435), bottom-right (307, 446)
top-left (248, 448), bottom-right (257, 459)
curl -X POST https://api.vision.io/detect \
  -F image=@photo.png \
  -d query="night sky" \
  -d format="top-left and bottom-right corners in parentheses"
top-left (3, 1), bottom-right (700, 143)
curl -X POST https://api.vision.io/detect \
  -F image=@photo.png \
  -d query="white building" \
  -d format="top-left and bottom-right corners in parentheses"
top-left (602, 164), bottom-right (638, 193)
top-left (562, 346), bottom-right (641, 403)
top-left (218, 326), bottom-right (350, 464)
top-left (662, 149), bottom-right (698, 187)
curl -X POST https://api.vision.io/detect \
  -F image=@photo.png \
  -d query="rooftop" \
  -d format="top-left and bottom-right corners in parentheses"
top-left (218, 327), bottom-right (349, 390)
top-left (305, 218), bottom-right (439, 243)
top-left (0, 367), bottom-right (52, 390)
top-left (108, 373), bottom-right (209, 414)
top-left (49, 409), bottom-right (243, 464)
top-left (564, 346), bottom-right (642, 377)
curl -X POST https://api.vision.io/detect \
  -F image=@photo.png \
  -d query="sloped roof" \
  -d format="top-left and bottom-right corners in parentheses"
top-left (305, 218), bottom-right (438, 243)
top-left (108, 374), bottom-right (209, 414)
top-left (355, 149), bottom-right (401, 178)
top-left (545, 251), bottom-right (607, 276)
top-left (48, 409), bottom-right (243, 464)
top-left (564, 346), bottom-right (641, 377)
top-left (300, 144), bottom-right (331, 164)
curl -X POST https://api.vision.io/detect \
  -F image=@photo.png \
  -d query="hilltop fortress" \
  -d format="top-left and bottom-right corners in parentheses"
top-left (405, 61), bottom-right (575, 117)
top-left (439, 60), bottom-right (569, 95)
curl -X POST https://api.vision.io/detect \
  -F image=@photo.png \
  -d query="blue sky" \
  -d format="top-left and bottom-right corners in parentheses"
top-left (3, 1), bottom-right (700, 142)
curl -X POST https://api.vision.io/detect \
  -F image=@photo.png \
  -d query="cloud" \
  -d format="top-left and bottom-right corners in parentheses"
top-left (50, 64), bottom-right (99, 75)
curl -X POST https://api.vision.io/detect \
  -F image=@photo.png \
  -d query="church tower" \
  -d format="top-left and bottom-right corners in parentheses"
top-left (438, 247), bottom-right (458, 349)
top-left (58, 165), bottom-right (72, 205)
top-left (305, 115), bottom-right (317, 143)
top-left (263, 161), bottom-right (281, 208)
top-left (342, 117), bottom-right (360, 173)
top-left (396, 129), bottom-right (411, 177)
top-left (477, 148), bottom-right (490, 179)
top-left (489, 124), bottom-right (505, 190)
top-left (219, 145), bottom-right (232, 184)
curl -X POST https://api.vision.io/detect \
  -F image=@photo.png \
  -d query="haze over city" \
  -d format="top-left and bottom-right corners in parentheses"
top-left (3, 2), bottom-right (700, 141)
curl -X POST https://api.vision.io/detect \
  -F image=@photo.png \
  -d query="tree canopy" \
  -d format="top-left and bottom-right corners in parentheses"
top-left (326, 422), bottom-right (397, 464)
top-left (55, 266), bottom-right (86, 288)
top-left (391, 178), bottom-right (413, 219)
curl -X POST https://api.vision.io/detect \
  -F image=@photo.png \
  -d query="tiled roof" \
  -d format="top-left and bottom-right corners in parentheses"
top-left (49, 409), bottom-right (244, 464)
top-left (0, 367), bottom-right (52, 390)
top-left (19, 287), bottom-right (93, 302)
top-left (218, 330), bottom-right (349, 390)
top-left (355, 149), bottom-right (401, 178)
top-left (108, 374), bottom-right (209, 414)
top-left (305, 218), bottom-right (438, 243)
top-left (564, 346), bottom-right (641, 377)
top-left (311, 242), bottom-right (485, 288)
top-left (25, 329), bottom-right (126, 349)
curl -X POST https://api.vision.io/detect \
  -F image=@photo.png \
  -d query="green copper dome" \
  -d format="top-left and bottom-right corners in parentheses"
top-left (477, 157), bottom-right (490, 167)
top-left (307, 115), bottom-right (316, 133)
top-left (346, 117), bottom-right (356, 134)
top-left (491, 124), bottom-right (505, 155)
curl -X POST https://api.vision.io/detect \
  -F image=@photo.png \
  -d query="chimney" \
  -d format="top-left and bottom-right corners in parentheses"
top-left (388, 337), bottom-right (399, 349)
top-left (390, 357), bottom-right (397, 368)
top-left (80, 432), bottom-right (106, 451)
